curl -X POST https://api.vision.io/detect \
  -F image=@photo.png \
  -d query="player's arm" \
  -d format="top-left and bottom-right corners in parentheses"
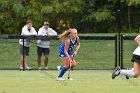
top-left (134, 34), bottom-right (140, 45)
top-left (73, 36), bottom-right (80, 56)
top-left (64, 39), bottom-right (71, 60)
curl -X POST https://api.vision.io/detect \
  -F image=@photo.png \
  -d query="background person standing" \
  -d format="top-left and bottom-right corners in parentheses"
top-left (19, 20), bottom-right (37, 70)
top-left (37, 21), bottom-right (57, 70)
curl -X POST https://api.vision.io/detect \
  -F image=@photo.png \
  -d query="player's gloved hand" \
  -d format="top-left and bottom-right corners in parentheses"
top-left (68, 57), bottom-right (73, 62)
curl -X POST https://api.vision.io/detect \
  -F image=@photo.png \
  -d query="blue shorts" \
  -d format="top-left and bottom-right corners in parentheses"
top-left (59, 50), bottom-right (73, 58)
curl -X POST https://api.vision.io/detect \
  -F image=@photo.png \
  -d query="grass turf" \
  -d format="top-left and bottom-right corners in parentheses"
top-left (0, 39), bottom-right (135, 69)
top-left (0, 33), bottom-right (138, 69)
top-left (0, 70), bottom-right (139, 93)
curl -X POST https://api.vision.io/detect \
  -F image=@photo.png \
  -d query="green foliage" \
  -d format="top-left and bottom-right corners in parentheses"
top-left (12, 1), bottom-right (24, 16)
top-left (127, 0), bottom-right (140, 6)
top-left (0, 0), bottom-right (140, 34)
top-left (94, 9), bottom-right (115, 22)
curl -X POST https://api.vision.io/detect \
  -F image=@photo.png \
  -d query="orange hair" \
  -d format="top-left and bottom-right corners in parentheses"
top-left (59, 29), bottom-right (71, 41)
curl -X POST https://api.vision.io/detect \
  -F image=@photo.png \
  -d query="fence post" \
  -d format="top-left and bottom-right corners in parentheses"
top-left (22, 37), bottom-right (25, 71)
top-left (118, 33), bottom-right (121, 67)
top-left (115, 34), bottom-right (118, 68)
top-left (120, 34), bottom-right (123, 69)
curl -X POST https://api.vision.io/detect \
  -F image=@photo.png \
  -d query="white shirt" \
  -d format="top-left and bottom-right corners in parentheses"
top-left (19, 25), bottom-right (37, 47)
top-left (133, 46), bottom-right (140, 56)
top-left (37, 26), bottom-right (57, 48)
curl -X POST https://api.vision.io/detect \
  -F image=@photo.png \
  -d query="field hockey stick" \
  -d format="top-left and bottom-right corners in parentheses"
top-left (68, 59), bottom-right (73, 79)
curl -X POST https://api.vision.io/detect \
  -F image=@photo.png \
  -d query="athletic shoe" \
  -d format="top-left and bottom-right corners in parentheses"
top-left (57, 77), bottom-right (65, 81)
top-left (44, 67), bottom-right (48, 70)
top-left (38, 67), bottom-right (42, 70)
top-left (26, 67), bottom-right (32, 70)
top-left (57, 66), bottom-right (61, 71)
top-left (19, 67), bottom-right (31, 70)
top-left (19, 67), bottom-right (23, 70)
top-left (112, 66), bottom-right (121, 79)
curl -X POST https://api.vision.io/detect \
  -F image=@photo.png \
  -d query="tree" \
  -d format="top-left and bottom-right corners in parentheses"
top-left (126, 0), bottom-right (140, 32)
top-left (1, 0), bottom-right (140, 34)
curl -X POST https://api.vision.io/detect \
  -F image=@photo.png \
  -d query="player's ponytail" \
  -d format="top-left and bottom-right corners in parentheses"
top-left (59, 29), bottom-right (71, 41)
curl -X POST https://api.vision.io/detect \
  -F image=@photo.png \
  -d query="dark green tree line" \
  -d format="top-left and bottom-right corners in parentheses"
top-left (0, 0), bottom-right (140, 34)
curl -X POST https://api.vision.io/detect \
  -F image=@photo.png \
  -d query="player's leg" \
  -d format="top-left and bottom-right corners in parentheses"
top-left (68, 52), bottom-right (76, 68)
top-left (112, 62), bottom-right (140, 79)
top-left (112, 54), bottom-right (140, 79)
top-left (120, 54), bottom-right (140, 78)
top-left (71, 59), bottom-right (76, 68)
top-left (57, 58), bottom-right (69, 80)
top-left (120, 62), bottom-right (140, 78)
top-left (133, 63), bottom-right (140, 78)
top-left (57, 66), bottom-right (63, 71)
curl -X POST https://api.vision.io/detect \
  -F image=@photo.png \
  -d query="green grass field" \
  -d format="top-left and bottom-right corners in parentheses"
top-left (0, 33), bottom-right (138, 69)
top-left (0, 70), bottom-right (139, 93)
top-left (0, 34), bottom-right (139, 93)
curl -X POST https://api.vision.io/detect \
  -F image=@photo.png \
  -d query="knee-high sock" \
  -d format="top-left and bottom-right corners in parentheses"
top-left (60, 66), bottom-right (63, 70)
top-left (58, 66), bottom-right (67, 77)
top-left (120, 68), bottom-right (134, 77)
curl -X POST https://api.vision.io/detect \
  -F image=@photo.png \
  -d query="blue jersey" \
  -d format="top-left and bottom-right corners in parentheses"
top-left (59, 37), bottom-right (77, 58)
